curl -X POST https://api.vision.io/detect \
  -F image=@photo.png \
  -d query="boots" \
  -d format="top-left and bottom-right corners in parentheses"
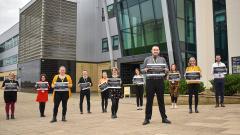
top-left (62, 115), bottom-right (67, 122)
top-left (11, 114), bottom-right (15, 119)
top-left (195, 106), bottom-right (199, 113)
top-left (189, 106), bottom-right (193, 114)
top-left (6, 114), bottom-right (9, 120)
top-left (50, 116), bottom-right (57, 123)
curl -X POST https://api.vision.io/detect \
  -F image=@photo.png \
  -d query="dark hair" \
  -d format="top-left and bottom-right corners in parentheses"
top-left (170, 64), bottom-right (177, 71)
top-left (135, 68), bottom-right (141, 75)
top-left (40, 74), bottom-right (47, 81)
top-left (101, 71), bottom-right (107, 78)
top-left (216, 54), bottom-right (221, 57)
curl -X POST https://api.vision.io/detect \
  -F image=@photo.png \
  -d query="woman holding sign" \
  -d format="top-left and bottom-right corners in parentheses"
top-left (1, 72), bottom-right (19, 120)
top-left (132, 68), bottom-right (144, 110)
top-left (168, 64), bottom-right (180, 109)
top-left (35, 74), bottom-right (49, 117)
top-left (50, 66), bottom-right (73, 123)
top-left (108, 67), bottom-right (122, 119)
top-left (185, 57), bottom-right (202, 114)
top-left (98, 72), bottom-right (109, 113)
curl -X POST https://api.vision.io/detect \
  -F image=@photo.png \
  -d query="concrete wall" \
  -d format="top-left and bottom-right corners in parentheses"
top-left (195, 0), bottom-right (215, 88)
top-left (226, 0), bottom-right (240, 73)
top-left (76, 0), bottom-right (121, 62)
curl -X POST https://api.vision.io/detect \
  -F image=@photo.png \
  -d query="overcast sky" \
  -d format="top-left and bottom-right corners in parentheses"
top-left (0, 0), bottom-right (31, 35)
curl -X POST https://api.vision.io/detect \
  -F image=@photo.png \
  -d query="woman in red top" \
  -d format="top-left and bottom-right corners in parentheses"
top-left (35, 74), bottom-right (49, 117)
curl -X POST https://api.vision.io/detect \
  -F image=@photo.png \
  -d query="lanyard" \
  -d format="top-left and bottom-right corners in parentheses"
top-left (153, 57), bottom-right (157, 64)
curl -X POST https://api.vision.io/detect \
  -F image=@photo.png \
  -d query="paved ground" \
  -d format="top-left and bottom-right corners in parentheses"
top-left (0, 92), bottom-right (240, 135)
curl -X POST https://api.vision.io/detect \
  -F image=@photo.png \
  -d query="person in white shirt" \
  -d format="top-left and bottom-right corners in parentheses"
top-left (212, 55), bottom-right (227, 108)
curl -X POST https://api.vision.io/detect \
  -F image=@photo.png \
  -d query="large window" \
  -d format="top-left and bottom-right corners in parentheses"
top-left (213, 0), bottom-right (228, 65)
top-left (117, 0), bottom-right (167, 56)
top-left (0, 35), bottom-right (19, 53)
top-left (0, 54), bottom-right (18, 67)
top-left (101, 35), bottom-right (120, 52)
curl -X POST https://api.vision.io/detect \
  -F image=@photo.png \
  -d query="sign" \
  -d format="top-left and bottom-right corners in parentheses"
top-left (108, 78), bottom-right (121, 89)
top-left (35, 82), bottom-right (48, 91)
top-left (213, 66), bottom-right (227, 75)
top-left (54, 82), bottom-right (69, 91)
top-left (146, 63), bottom-right (166, 77)
top-left (168, 73), bottom-right (180, 81)
top-left (4, 83), bottom-right (18, 91)
top-left (99, 82), bottom-right (108, 92)
top-left (232, 57), bottom-right (240, 74)
top-left (132, 76), bottom-right (144, 85)
top-left (80, 82), bottom-right (91, 90)
top-left (185, 71), bottom-right (201, 81)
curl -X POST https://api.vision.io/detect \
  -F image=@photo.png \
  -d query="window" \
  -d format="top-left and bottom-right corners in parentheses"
top-left (102, 8), bottom-right (105, 21)
top-left (0, 35), bottom-right (19, 53)
top-left (107, 4), bottom-right (115, 19)
top-left (101, 35), bottom-right (120, 53)
top-left (112, 35), bottom-right (119, 50)
top-left (102, 38), bottom-right (109, 52)
top-left (0, 54), bottom-right (18, 67)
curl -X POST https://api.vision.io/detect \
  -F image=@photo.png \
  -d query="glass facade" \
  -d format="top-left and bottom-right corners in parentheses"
top-left (0, 54), bottom-right (18, 67)
top-left (116, 0), bottom-right (196, 67)
top-left (116, 0), bottom-right (167, 56)
top-left (0, 35), bottom-right (19, 53)
top-left (213, 0), bottom-right (228, 65)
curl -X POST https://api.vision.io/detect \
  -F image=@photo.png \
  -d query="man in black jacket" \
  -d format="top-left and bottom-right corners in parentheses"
top-left (78, 70), bottom-right (92, 114)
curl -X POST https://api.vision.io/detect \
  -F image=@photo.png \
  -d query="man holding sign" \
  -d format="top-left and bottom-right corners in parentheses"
top-left (212, 55), bottom-right (227, 107)
top-left (142, 46), bottom-right (171, 125)
top-left (78, 70), bottom-right (92, 114)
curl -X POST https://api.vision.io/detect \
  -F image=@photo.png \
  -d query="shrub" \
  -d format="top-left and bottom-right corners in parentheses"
top-left (165, 79), bottom-right (205, 95)
top-left (210, 74), bottom-right (240, 96)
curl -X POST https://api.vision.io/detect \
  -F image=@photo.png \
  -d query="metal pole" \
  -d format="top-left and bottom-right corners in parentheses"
top-left (102, 0), bottom-right (115, 68)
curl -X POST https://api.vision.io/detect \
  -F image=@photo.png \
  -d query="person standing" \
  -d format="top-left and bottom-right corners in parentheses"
top-left (35, 74), bottom-right (49, 117)
top-left (142, 46), bottom-right (171, 125)
top-left (1, 72), bottom-right (20, 120)
top-left (185, 57), bottom-right (202, 113)
top-left (78, 70), bottom-right (92, 114)
top-left (98, 72), bottom-right (109, 113)
top-left (108, 67), bottom-right (122, 119)
top-left (132, 68), bottom-right (144, 110)
top-left (168, 64), bottom-right (180, 109)
top-left (50, 66), bottom-right (73, 123)
top-left (212, 55), bottom-right (227, 107)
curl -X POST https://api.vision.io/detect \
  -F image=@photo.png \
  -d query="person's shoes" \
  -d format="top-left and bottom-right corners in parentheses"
top-left (215, 104), bottom-right (219, 108)
top-left (41, 114), bottom-right (46, 117)
top-left (195, 108), bottom-right (199, 113)
top-left (104, 109), bottom-right (107, 113)
top-left (10, 114), bottom-right (15, 119)
top-left (189, 108), bottom-right (193, 114)
top-left (140, 106), bottom-right (143, 110)
top-left (162, 118), bottom-right (171, 124)
top-left (143, 119), bottom-right (150, 125)
top-left (114, 114), bottom-right (117, 118)
top-left (174, 103), bottom-right (178, 109)
top-left (137, 107), bottom-right (140, 110)
top-left (6, 114), bottom-right (9, 120)
top-left (111, 115), bottom-right (115, 119)
top-left (221, 104), bottom-right (225, 107)
top-left (80, 112), bottom-right (83, 114)
top-left (62, 116), bottom-right (67, 122)
top-left (88, 111), bottom-right (92, 114)
top-left (170, 103), bottom-right (174, 109)
top-left (50, 116), bottom-right (57, 123)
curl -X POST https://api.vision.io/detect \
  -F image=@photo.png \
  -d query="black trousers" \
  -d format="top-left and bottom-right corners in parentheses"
top-left (101, 90), bottom-right (109, 111)
top-left (80, 89), bottom-right (91, 112)
top-left (39, 102), bottom-right (46, 115)
top-left (53, 91), bottom-right (69, 117)
top-left (135, 85), bottom-right (144, 107)
top-left (188, 84), bottom-right (199, 109)
top-left (111, 97), bottom-right (119, 115)
top-left (171, 96), bottom-right (178, 103)
top-left (145, 79), bottom-right (167, 120)
top-left (214, 78), bottom-right (225, 104)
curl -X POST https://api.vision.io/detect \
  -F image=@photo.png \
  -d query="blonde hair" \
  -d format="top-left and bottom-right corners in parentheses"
top-left (112, 67), bottom-right (119, 75)
top-left (188, 57), bottom-right (197, 66)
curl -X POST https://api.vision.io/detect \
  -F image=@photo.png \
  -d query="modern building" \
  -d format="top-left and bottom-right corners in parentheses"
top-left (0, 23), bottom-right (19, 86)
top-left (1, 0), bottom-right (239, 91)
top-left (18, 0), bottom-right (77, 91)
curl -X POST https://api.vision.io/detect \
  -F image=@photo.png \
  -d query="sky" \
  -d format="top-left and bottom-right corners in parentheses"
top-left (0, 0), bottom-right (31, 35)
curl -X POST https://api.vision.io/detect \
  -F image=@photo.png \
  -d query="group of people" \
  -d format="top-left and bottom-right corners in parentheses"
top-left (1, 46), bottom-right (227, 126)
